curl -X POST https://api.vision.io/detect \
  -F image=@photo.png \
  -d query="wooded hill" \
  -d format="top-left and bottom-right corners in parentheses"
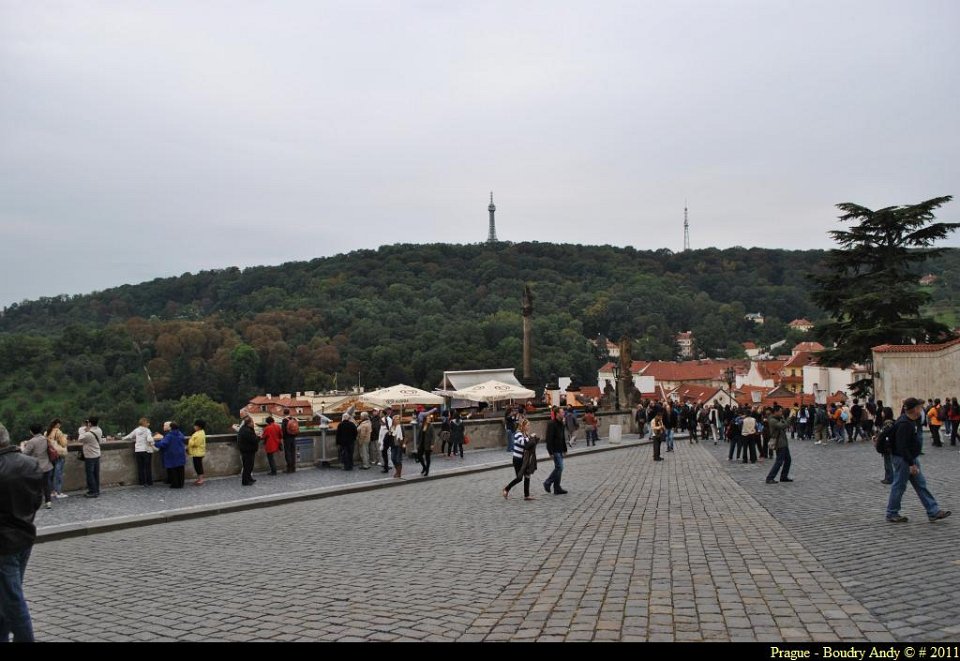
top-left (1, 243), bottom-right (956, 438)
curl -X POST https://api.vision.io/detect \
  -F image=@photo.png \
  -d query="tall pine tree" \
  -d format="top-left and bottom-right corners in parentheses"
top-left (812, 196), bottom-right (958, 395)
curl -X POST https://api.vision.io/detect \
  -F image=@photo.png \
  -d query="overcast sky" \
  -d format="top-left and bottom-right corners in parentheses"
top-left (2, 1), bottom-right (958, 308)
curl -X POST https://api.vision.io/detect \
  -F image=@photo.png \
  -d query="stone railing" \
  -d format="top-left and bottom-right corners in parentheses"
top-left (56, 411), bottom-right (636, 491)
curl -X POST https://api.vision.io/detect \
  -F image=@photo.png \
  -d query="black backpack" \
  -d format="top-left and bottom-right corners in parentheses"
top-left (874, 421), bottom-right (899, 455)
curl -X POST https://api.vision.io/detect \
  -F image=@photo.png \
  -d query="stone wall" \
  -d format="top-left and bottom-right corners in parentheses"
top-left (56, 411), bottom-right (635, 492)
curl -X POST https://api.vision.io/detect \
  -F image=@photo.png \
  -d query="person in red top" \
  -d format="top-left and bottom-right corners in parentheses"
top-left (262, 417), bottom-right (283, 476)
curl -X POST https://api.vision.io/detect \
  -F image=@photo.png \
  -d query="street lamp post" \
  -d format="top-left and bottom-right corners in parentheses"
top-left (724, 367), bottom-right (736, 408)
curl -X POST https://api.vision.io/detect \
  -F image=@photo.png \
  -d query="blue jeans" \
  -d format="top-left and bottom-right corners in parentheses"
top-left (887, 456), bottom-right (940, 518)
top-left (665, 428), bottom-right (674, 450)
top-left (766, 447), bottom-right (791, 481)
top-left (544, 452), bottom-right (564, 491)
top-left (0, 547), bottom-right (34, 643)
top-left (52, 456), bottom-right (65, 493)
top-left (506, 429), bottom-right (515, 454)
top-left (84, 456), bottom-right (101, 495)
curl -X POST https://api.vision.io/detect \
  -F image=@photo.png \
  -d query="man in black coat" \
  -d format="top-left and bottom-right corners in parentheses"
top-left (336, 413), bottom-right (358, 471)
top-left (0, 423), bottom-right (44, 642)
top-left (237, 416), bottom-right (260, 486)
top-left (886, 397), bottom-right (952, 523)
top-left (542, 407), bottom-right (569, 495)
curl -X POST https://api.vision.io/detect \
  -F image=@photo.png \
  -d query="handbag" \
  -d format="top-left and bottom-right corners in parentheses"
top-left (47, 441), bottom-right (59, 464)
top-left (77, 446), bottom-right (86, 462)
top-left (464, 434), bottom-right (470, 445)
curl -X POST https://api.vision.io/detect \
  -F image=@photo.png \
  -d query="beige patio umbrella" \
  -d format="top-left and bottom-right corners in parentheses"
top-left (449, 379), bottom-right (535, 404)
top-left (360, 384), bottom-right (444, 408)
top-left (360, 384), bottom-right (444, 454)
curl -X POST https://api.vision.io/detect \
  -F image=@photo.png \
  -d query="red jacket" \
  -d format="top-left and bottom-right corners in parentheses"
top-left (262, 423), bottom-right (283, 453)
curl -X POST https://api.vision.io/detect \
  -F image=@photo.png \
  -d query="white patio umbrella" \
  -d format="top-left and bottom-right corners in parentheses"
top-left (360, 384), bottom-right (444, 408)
top-left (360, 384), bottom-right (444, 456)
top-left (449, 379), bottom-right (535, 404)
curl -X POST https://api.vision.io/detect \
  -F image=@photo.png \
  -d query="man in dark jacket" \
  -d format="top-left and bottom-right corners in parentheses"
top-left (543, 408), bottom-right (569, 495)
top-left (336, 413), bottom-right (358, 471)
top-left (0, 423), bottom-right (44, 642)
top-left (765, 406), bottom-right (792, 484)
top-left (237, 416), bottom-right (259, 486)
top-left (886, 398), bottom-right (952, 523)
top-left (281, 409), bottom-right (297, 473)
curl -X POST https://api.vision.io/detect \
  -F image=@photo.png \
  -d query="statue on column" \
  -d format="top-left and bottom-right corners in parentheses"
top-left (617, 337), bottom-right (632, 410)
top-left (522, 285), bottom-right (534, 317)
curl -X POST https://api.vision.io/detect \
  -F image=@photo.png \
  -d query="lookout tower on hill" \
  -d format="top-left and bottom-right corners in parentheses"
top-left (487, 192), bottom-right (498, 244)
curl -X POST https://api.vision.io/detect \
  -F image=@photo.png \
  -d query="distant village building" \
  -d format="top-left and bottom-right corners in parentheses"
top-left (676, 331), bottom-right (695, 359)
top-left (791, 341), bottom-right (825, 356)
top-left (919, 274), bottom-right (938, 286)
top-left (742, 359), bottom-right (786, 388)
top-left (598, 359), bottom-right (748, 393)
top-left (241, 394), bottom-right (314, 427)
top-left (872, 337), bottom-right (960, 407)
top-left (742, 341), bottom-right (760, 359)
top-left (788, 318), bottom-right (815, 333)
top-left (669, 384), bottom-right (737, 409)
top-left (781, 352), bottom-right (819, 394)
top-left (745, 312), bottom-right (765, 325)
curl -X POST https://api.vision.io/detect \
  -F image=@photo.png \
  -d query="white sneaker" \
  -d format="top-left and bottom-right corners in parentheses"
top-left (58, 493), bottom-right (69, 498)
top-left (45, 502), bottom-right (52, 509)
top-left (814, 441), bottom-right (823, 445)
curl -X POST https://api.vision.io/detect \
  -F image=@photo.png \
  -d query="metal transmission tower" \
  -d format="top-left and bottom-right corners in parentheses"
top-left (683, 203), bottom-right (690, 252)
top-left (487, 192), bottom-right (498, 243)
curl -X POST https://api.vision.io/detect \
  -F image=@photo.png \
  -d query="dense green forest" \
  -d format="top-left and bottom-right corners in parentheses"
top-left (1, 243), bottom-right (957, 439)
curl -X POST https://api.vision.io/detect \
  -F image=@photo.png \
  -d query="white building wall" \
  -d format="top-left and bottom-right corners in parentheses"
top-left (803, 365), bottom-right (857, 399)
top-left (873, 344), bottom-right (960, 408)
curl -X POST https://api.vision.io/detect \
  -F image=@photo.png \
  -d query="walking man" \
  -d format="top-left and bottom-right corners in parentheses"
top-left (886, 397), bottom-right (951, 523)
top-left (765, 406), bottom-right (793, 484)
top-left (0, 423), bottom-right (44, 642)
top-left (543, 407), bottom-right (568, 495)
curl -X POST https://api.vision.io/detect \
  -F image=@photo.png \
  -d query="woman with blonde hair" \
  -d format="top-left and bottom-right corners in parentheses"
top-left (46, 418), bottom-right (70, 498)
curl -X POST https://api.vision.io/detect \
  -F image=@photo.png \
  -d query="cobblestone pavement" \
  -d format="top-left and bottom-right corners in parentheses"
top-left (707, 436), bottom-right (960, 642)
top-left (35, 436), bottom-right (640, 532)
top-left (26, 440), bottom-right (912, 642)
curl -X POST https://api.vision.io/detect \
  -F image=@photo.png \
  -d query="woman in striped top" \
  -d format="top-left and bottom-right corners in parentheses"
top-left (502, 418), bottom-right (535, 500)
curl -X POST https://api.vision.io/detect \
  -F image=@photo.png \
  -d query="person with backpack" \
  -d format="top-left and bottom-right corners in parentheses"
top-left (281, 409), bottom-right (300, 473)
top-left (873, 407), bottom-right (896, 485)
top-left (886, 397), bottom-right (951, 523)
top-left (78, 417), bottom-right (103, 498)
top-left (564, 406), bottom-right (580, 447)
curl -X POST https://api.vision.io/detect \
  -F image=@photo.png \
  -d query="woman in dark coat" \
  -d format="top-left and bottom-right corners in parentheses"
top-left (154, 422), bottom-right (187, 489)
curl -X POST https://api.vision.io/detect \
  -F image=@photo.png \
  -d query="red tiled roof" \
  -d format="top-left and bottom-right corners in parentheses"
top-left (792, 341), bottom-right (825, 353)
top-left (742, 342), bottom-right (757, 350)
top-left (789, 318), bottom-right (814, 328)
top-left (672, 384), bottom-right (720, 402)
top-left (872, 337), bottom-right (960, 353)
top-left (599, 361), bottom-right (650, 373)
top-left (754, 360), bottom-right (786, 380)
top-left (579, 386), bottom-right (601, 399)
top-left (639, 360), bottom-right (748, 382)
top-left (784, 352), bottom-right (818, 369)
